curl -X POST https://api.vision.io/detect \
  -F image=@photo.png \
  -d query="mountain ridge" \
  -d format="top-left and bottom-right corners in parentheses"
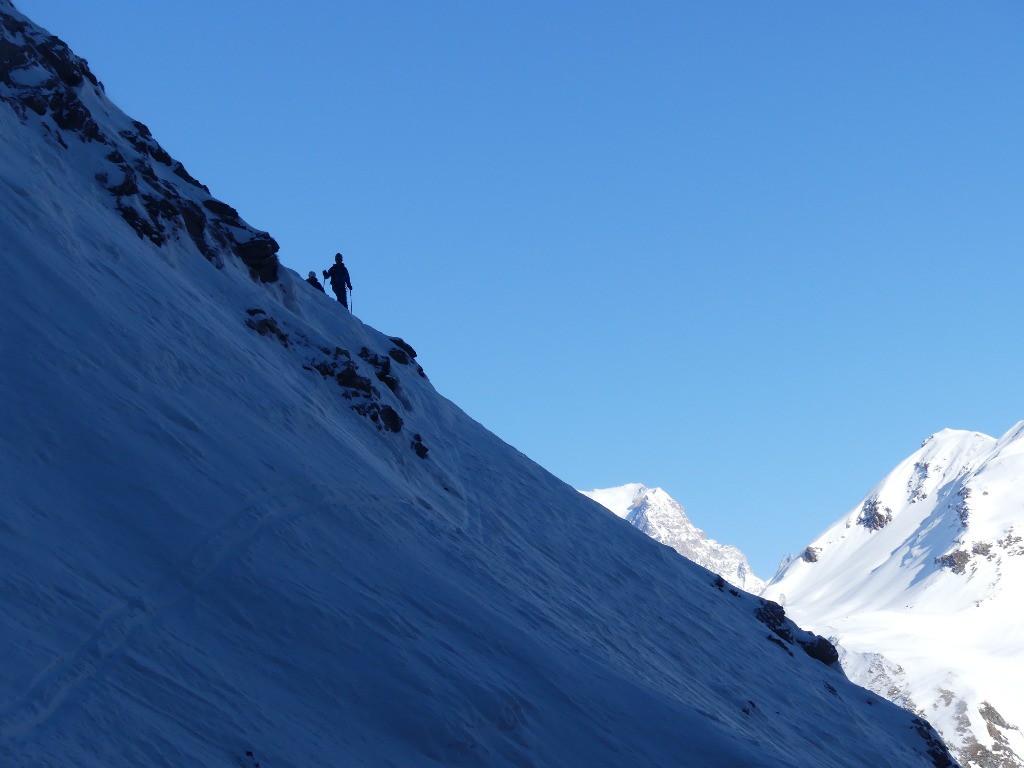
top-left (765, 423), bottom-right (1024, 768)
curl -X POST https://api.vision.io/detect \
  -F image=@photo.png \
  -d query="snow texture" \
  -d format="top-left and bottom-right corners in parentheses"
top-left (0, 4), bottom-right (958, 766)
top-left (583, 484), bottom-right (765, 593)
top-left (765, 425), bottom-right (1024, 768)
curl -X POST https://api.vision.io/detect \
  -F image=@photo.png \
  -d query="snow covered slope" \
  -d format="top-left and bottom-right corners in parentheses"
top-left (0, 3), bottom-right (958, 766)
top-left (764, 425), bottom-right (1024, 768)
top-left (583, 484), bottom-right (765, 593)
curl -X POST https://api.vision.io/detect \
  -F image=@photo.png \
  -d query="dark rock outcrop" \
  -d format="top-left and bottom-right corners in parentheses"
top-left (388, 347), bottom-right (410, 365)
top-left (388, 337), bottom-right (427, 378)
top-left (858, 497), bottom-right (894, 531)
top-left (935, 550), bottom-right (970, 575)
top-left (353, 403), bottom-right (403, 433)
top-left (388, 336), bottom-right (417, 359)
top-left (245, 311), bottom-right (289, 347)
top-left (411, 434), bottom-right (429, 459)
top-left (244, 311), bottom-right (423, 437)
top-left (801, 635), bottom-right (840, 666)
top-left (953, 486), bottom-right (972, 528)
top-left (754, 598), bottom-right (840, 668)
top-left (801, 546), bottom-right (821, 563)
top-left (0, 3), bottom-right (279, 282)
top-left (912, 718), bottom-right (958, 768)
top-left (360, 347), bottom-right (401, 396)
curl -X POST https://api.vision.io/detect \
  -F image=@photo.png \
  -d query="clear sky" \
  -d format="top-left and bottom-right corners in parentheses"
top-left (15, 1), bottom-right (1024, 577)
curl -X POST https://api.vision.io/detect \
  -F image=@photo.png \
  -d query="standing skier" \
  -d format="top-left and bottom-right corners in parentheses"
top-left (323, 252), bottom-right (353, 310)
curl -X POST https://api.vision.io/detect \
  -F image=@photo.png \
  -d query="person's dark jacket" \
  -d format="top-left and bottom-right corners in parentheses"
top-left (324, 263), bottom-right (352, 291)
top-left (306, 275), bottom-right (325, 292)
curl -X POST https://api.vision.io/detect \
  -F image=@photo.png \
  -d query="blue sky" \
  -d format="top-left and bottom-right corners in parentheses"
top-left (16, 1), bottom-right (1024, 576)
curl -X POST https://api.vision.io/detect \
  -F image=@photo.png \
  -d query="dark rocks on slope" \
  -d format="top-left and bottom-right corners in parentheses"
top-left (388, 337), bottom-right (427, 378)
top-left (360, 347), bottom-right (401, 396)
top-left (754, 598), bottom-right (840, 668)
top-left (765, 634), bottom-right (794, 657)
top-left (755, 600), bottom-right (786, 632)
top-left (802, 546), bottom-right (821, 563)
top-left (954, 486), bottom-right (972, 528)
top-left (388, 346), bottom-right (410, 365)
top-left (912, 718), bottom-right (958, 768)
top-left (411, 434), bottom-right (429, 459)
top-left (46, 85), bottom-right (101, 139)
top-left (353, 403), bottom-right (403, 433)
top-left (935, 550), bottom-right (971, 575)
top-left (180, 200), bottom-right (218, 262)
top-left (202, 198), bottom-right (243, 226)
top-left (0, 37), bottom-right (29, 78)
top-left (801, 636), bottom-right (840, 666)
top-left (103, 166), bottom-right (138, 197)
top-left (388, 336), bottom-right (417, 359)
top-left (858, 497), bottom-right (894, 531)
top-left (0, 5), bottom-right (280, 282)
top-left (305, 349), bottom-right (376, 398)
top-left (233, 235), bottom-right (279, 283)
top-left (245, 313), bottom-right (419, 437)
top-left (997, 529), bottom-right (1024, 556)
top-left (127, 119), bottom-right (172, 165)
top-left (335, 366), bottom-right (374, 396)
top-left (35, 33), bottom-right (97, 88)
top-left (172, 161), bottom-right (209, 192)
top-left (116, 202), bottom-right (162, 243)
top-left (378, 405), bottom-right (403, 433)
top-left (979, 701), bottom-right (1017, 736)
top-left (245, 315), bottom-right (288, 347)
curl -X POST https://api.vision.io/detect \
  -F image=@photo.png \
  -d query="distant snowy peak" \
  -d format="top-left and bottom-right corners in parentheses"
top-left (582, 484), bottom-right (765, 593)
top-left (766, 425), bottom-right (1024, 614)
top-left (765, 422), bottom-right (1024, 768)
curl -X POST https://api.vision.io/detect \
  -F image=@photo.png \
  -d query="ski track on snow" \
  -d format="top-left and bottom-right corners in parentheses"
top-left (0, 489), bottom-right (361, 742)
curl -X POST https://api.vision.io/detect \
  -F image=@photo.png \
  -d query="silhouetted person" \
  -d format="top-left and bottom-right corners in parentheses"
top-left (323, 252), bottom-right (353, 309)
top-left (306, 271), bottom-right (325, 292)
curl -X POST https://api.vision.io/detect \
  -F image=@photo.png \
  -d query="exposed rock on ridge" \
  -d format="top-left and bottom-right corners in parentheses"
top-left (0, 2), bottom-right (279, 281)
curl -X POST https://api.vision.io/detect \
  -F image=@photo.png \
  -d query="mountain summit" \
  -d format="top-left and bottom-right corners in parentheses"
top-left (0, 3), bottom-right (958, 766)
top-left (765, 424), bottom-right (1024, 768)
top-left (583, 484), bottom-right (765, 593)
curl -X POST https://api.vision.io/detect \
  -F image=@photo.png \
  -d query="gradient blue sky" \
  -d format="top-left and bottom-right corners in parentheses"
top-left (16, 1), bottom-right (1024, 576)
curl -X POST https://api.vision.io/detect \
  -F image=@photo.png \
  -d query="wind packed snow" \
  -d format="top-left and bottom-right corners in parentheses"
top-left (765, 425), bottom-right (1024, 768)
top-left (583, 484), bottom-right (765, 593)
top-left (0, 3), bottom-right (961, 766)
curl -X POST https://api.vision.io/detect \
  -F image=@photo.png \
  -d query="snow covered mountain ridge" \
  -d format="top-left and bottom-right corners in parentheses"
top-left (765, 423), bottom-right (1024, 768)
top-left (1, 3), bottom-right (959, 765)
top-left (582, 483), bottom-right (765, 593)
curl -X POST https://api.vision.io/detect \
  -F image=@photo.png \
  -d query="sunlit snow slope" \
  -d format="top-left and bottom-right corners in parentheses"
top-left (765, 425), bottom-right (1024, 768)
top-left (0, 3), bottom-right (959, 766)
top-left (583, 484), bottom-right (765, 593)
